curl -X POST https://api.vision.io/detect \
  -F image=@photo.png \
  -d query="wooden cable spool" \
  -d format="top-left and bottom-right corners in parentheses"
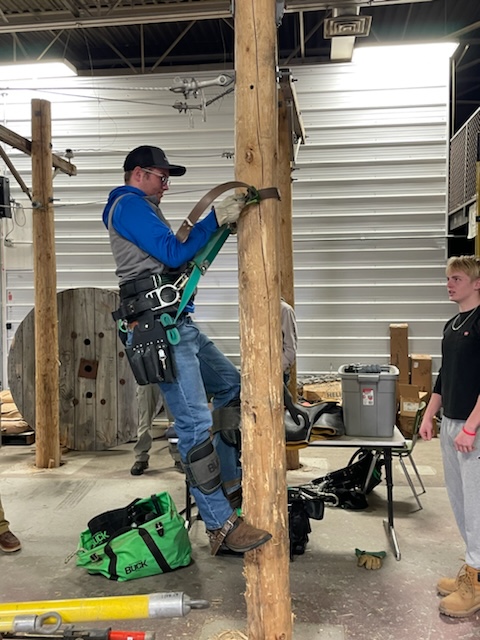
top-left (8, 287), bottom-right (138, 451)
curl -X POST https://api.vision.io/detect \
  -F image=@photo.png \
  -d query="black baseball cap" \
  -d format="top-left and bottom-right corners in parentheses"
top-left (123, 145), bottom-right (186, 176)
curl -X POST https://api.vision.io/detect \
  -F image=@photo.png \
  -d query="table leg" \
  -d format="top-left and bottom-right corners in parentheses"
top-left (382, 448), bottom-right (401, 560)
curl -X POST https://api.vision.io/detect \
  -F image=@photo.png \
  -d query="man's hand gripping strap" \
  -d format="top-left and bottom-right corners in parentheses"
top-left (183, 439), bottom-right (222, 495)
top-left (176, 180), bottom-right (280, 242)
top-left (124, 311), bottom-right (176, 385)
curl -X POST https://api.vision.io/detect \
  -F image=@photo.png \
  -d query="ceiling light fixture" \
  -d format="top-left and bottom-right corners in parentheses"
top-left (0, 59), bottom-right (77, 81)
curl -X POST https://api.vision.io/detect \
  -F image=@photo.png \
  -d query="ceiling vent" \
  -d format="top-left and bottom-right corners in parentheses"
top-left (324, 15), bottom-right (372, 39)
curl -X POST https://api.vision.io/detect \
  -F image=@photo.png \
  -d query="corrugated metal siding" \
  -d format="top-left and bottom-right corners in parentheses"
top-left (0, 43), bottom-right (452, 383)
top-left (290, 45), bottom-right (450, 374)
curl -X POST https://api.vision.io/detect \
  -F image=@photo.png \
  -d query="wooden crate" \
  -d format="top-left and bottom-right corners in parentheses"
top-left (302, 381), bottom-right (342, 403)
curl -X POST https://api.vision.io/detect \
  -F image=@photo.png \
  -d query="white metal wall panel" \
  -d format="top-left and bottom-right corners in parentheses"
top-left (0, 43), bottom-right (452, 383)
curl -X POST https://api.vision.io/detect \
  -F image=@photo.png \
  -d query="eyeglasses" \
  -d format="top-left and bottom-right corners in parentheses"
top-left (142, 168), bottom-right (170, 187)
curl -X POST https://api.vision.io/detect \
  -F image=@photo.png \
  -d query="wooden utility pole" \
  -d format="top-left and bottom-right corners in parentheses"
top-left (31, 100), bottom-right (60, 468)
top-left (279, 89), bottom-right (300, 471)
top-left (235, 1), bottom-right (293, 638)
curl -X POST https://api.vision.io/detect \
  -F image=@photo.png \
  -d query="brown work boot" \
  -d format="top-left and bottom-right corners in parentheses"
top-left (439, 564), bottom-right (480, 617)
top-left (0, 530), bottom-right (21, 553)
top-left (207, 511), bottom-right (272, 556)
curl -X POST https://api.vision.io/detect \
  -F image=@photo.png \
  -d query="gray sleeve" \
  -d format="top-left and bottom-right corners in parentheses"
top-left (281, 300), bottom-right (298, 372)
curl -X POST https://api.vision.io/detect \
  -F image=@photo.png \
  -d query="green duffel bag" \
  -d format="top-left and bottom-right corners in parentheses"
top-left (76, 492), bottom-right (192, 581)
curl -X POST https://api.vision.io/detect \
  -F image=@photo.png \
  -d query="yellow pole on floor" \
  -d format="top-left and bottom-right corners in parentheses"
top-left (0, 592), bottom-right (208, 632)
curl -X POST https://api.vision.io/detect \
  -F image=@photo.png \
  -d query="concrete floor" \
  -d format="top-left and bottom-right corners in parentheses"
top-left (0, 431), bottom-right (479, 640)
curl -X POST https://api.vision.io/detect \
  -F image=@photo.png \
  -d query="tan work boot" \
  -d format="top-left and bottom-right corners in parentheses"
top-left (207, 511), bottom-right (272, 556)
top-left (437, 569), bottom-right (462, 596)
top-left (439, 564), bottom-right (480, 617)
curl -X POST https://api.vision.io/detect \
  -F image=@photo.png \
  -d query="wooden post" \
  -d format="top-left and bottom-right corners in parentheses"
top-left (235, 1), bottom-right (293, 638)
top-left (279, 88), bottom-right (300, 471)
top-left (31, 99), bottom-right (60, 468)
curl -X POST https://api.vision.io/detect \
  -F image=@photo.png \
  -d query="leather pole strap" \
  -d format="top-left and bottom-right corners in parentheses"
top-left (175, 180), bottom-right (280, 242)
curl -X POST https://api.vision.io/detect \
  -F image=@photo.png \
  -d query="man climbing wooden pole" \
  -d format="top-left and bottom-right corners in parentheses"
top-left (235, 1), bottom-right (293, 638)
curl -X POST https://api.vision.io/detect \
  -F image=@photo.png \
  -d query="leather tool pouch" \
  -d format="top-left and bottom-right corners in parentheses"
top-left (124, 311), bottom-right (176, 385)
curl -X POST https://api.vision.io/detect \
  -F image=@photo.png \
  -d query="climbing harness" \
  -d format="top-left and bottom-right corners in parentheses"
top-left (114, 181), bottom-right (280, 385)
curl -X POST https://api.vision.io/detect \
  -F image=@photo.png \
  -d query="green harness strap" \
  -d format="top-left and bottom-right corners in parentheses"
top-left (174, 225), bottom-right (232, 322)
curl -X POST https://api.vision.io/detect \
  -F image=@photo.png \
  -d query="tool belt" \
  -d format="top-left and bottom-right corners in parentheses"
top-left (114, 273), bottom-right (189, 385)
top-left (113, 273), bottom-right (183, 323)
top-left (122, 311), bottom-right (177, 385)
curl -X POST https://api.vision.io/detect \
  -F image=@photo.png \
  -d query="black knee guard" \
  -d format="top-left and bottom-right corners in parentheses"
top-left (211, 403), bottom-right (241, 450)
top-left (183, 439), bottom-right (222, 495)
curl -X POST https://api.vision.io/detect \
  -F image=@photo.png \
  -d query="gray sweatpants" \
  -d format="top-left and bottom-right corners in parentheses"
top-left (441, 416), bottom-right (480, 569)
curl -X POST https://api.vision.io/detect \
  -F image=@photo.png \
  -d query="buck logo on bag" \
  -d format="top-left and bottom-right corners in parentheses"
top-left (92, 531), bottom-right (109, 545)
top-left (125, 560), bottom-right (148, 574)
top-left (75, 492), bottom-right (191, 581)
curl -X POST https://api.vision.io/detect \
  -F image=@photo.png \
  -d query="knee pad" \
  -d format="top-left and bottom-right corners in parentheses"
top-left (211, 405), bottom-right (241, 450)
top-left (183, 439), bottom-right (222, 495)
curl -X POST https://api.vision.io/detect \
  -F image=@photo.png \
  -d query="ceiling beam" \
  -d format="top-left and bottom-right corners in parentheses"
top-left (0, 1), bottom-right (231, 34)
top-left (285, 0), bottom-right (433, 9)
top-left (151, 21), bottom-right (195, 72)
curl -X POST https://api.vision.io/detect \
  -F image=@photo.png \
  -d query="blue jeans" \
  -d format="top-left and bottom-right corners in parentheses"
top-left (155, 315), bottom-right (241, 530)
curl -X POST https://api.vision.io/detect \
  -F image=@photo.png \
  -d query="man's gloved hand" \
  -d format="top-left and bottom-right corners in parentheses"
top-left (355, 548), bottom-right (386, 570)
top-left (213, 193), bottom-right (246, 227)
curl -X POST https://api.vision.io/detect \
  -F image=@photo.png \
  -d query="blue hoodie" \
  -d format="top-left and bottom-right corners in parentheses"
top-left (102, 185), bottom-right (219, 270)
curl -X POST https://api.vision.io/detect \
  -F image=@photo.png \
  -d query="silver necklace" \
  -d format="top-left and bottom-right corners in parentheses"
top-left (451, 306), bottom-right (479, 331)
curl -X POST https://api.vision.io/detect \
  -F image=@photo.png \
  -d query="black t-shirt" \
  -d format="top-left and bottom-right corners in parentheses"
top-left (433, 306), bottom-right (480, 420)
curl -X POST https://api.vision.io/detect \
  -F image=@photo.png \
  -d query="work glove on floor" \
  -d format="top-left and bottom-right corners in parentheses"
top-left (213, 193), bottom-right (246, 226)
top-left (355, 548), bottom-right (387, 570)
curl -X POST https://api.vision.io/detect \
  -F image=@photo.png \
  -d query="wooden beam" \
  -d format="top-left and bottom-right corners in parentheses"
top-left (279, 88), bottom-right (301, 472)
top-left (235, 1), bottom-right (293, 638)
top-left (0, 124), bottom-right (77, 176)
top-left (279, 68), bottom-right (306, 162)
top-left (0, 146), bottom-right (32, 200)
top-left (31, 99), bottom-right (60, 469)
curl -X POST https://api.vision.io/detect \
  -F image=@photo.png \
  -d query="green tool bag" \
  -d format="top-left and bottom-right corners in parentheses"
top-left (75, 492), bottom-right (191, 581)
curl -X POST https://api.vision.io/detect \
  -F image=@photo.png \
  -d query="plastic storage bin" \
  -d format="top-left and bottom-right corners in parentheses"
top-left (339, 364), bottom-right (399, 437)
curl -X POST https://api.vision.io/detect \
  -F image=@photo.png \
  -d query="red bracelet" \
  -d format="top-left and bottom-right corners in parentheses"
top-left (462, 427), bottom-right (477, 437)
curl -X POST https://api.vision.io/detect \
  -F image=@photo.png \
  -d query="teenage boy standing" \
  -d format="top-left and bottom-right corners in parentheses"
top-left (420, 255), bottom-right (480, 618)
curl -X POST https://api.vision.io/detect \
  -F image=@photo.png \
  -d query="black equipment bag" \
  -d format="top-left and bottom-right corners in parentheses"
top-left (310, 448), bottom-right (384, 510)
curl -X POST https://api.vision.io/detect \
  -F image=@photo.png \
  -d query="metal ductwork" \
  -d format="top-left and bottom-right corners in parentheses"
top-left (324, 6), bottom-right (371, 61)
top-left (287, 1), bottom-right (435, 63)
